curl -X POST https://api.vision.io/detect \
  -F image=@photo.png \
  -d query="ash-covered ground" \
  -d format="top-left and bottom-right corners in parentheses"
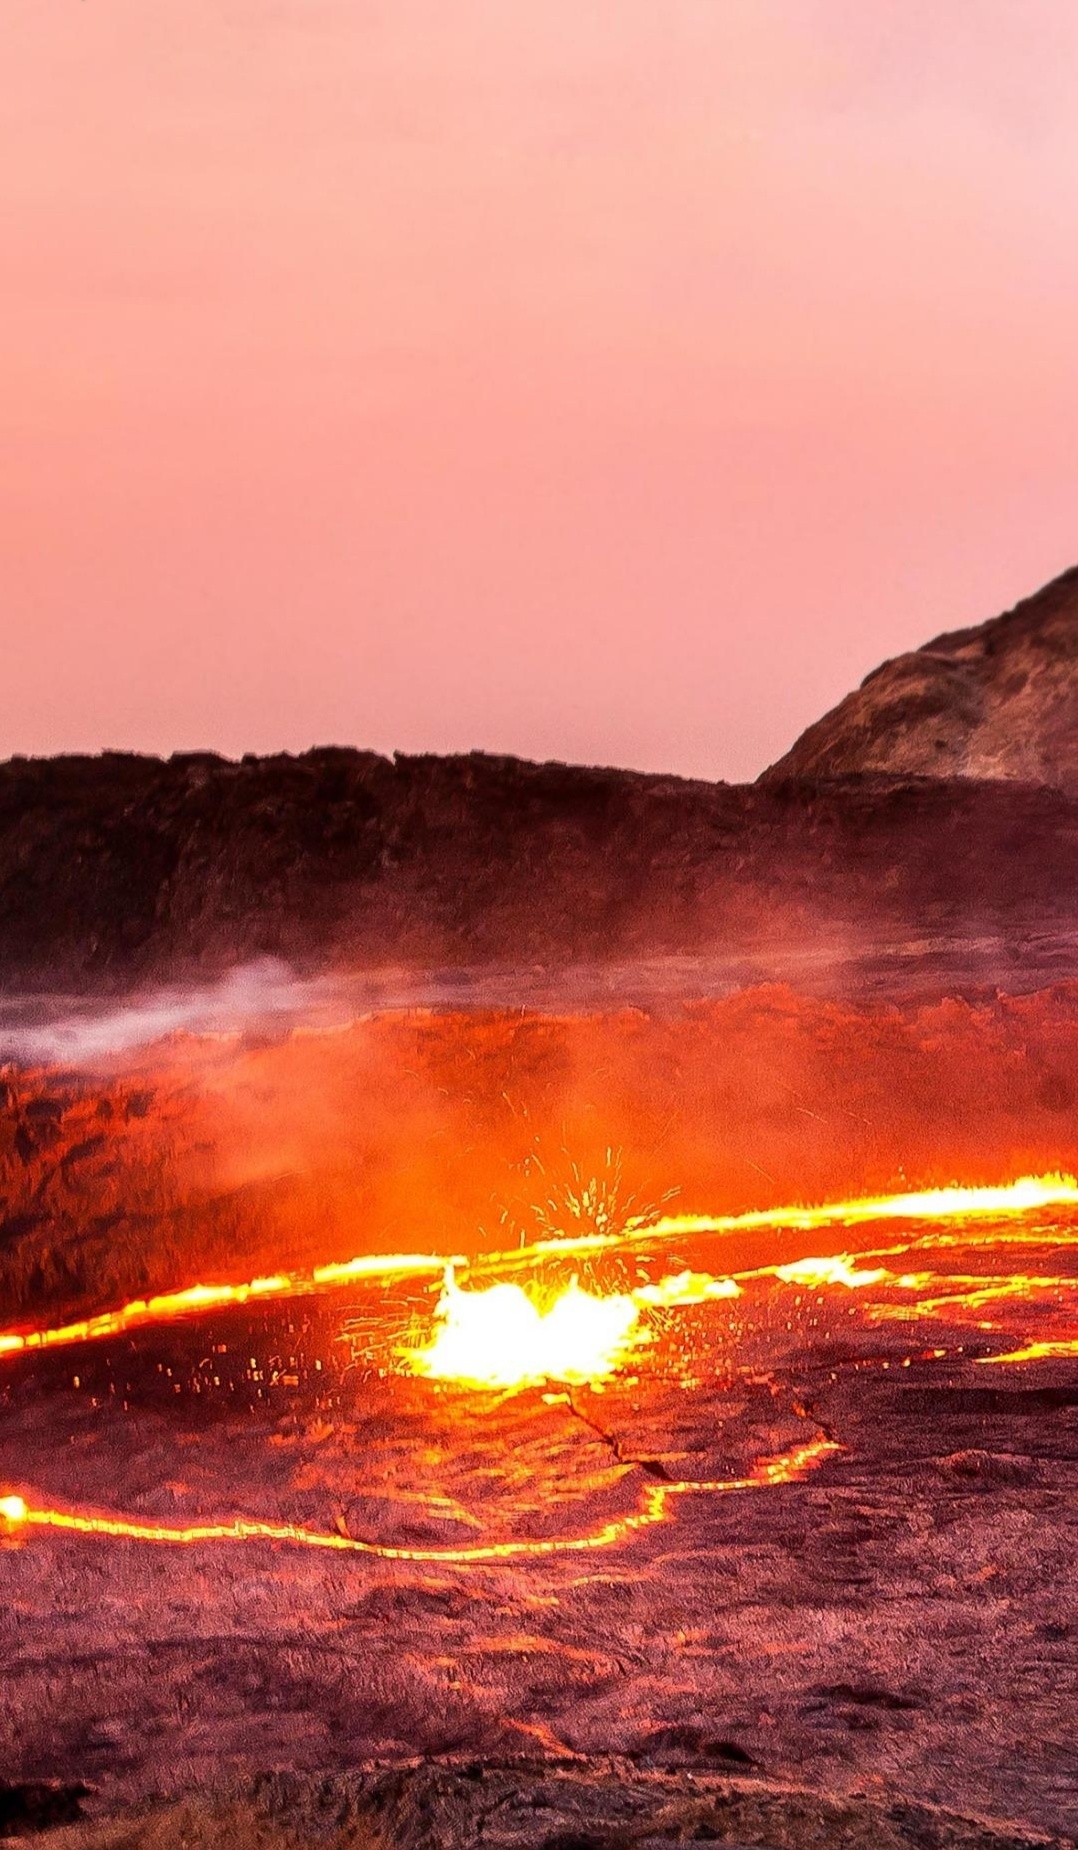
top-left (2, 1207), bottom-right (1077, 1845)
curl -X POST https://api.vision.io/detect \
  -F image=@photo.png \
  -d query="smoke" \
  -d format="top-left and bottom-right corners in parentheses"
top-left (3, 932), bottom-right (1056, 1073)
top-left (6, 961), bottom-right (1078, 1321)
top-left (0, 952), bottom-right (749, 1070)
top-left (0, 960), bottom-right (337, 1067)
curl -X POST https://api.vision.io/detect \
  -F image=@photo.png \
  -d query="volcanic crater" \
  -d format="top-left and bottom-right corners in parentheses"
top-left (3, 573), bottom-right (1078, 1849)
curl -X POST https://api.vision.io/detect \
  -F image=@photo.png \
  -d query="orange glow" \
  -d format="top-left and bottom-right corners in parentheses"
top-left (0, 1439), bottom-right (838, 1564)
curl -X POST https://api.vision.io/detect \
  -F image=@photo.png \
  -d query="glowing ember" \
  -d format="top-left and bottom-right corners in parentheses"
top-left (408, 1274), bottom-right (641, 1388)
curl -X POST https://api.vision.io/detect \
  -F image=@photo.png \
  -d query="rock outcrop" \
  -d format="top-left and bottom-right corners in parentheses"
top-left (26, 1761), bottom-right (1075, 1850)
top-left (763, 564), bottom-right (1078, 788)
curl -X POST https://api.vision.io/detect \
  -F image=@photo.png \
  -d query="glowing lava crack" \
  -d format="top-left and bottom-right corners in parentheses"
top-left (0, 1439), bottom-right (838, 1565)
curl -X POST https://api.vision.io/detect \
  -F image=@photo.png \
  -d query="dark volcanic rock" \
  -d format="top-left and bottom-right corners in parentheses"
top-left (8, 568), bottom-right (1078, 991)
top-left (133, 1761), bottom-right (1078, 1850)
top-left (0, 1780), bottom-right (90, 1836)
top-left (763, 565), bottom-right (1078, 789)
top-left (5, 748), bottom-right (1078, 990)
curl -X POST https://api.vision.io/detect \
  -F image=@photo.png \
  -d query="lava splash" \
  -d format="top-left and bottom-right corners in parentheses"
top-left (407, 1273), bottom-right (642, 1388)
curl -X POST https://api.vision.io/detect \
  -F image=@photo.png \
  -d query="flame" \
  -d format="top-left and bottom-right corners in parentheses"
top-left (408, 1274), bottom-right (641, 1388)
top-left (0, 1438), bottom-right (838, 1563)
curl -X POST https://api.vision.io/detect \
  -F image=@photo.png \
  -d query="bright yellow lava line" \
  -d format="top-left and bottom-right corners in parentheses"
top-left (0, 1253), bottom-right (461, 1363)
top-left (978, 1338), bottom-right (1078, 1365)
top-left (1, 1172), bottom-right (1075, 1369)
top-left (643, 1172), bottom-right (1078, 1241)
top-left (0, 1440), bottom-right (838, 1565)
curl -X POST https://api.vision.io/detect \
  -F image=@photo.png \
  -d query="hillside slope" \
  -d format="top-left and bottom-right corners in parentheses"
top-left (763, 565), bottom-right (1078, 788)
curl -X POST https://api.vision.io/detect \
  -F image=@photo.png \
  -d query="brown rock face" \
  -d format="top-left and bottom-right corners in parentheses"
top-left (7, 749), bottom-right (1078, 992)
top-left (763, 564), bottom-right (1078, 789)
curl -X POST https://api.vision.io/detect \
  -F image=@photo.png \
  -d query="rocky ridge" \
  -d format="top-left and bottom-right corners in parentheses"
top-left (4, 567), bottom-right (1078, 993)
top-left (763, 565), bottom-right (1078, 789)
top-left (3, 752), bottom-right (1078, 993)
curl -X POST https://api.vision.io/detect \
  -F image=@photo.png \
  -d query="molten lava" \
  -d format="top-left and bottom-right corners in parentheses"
top-left (0, 1253), bottom-right (456, 1364)
top-left (0, 1438), bottom-right (839, 1564)
top-left (773, 1256), bottom-right (889, 1289)
top-left (2, 1168), bottom-right (1076, 1578)
top-left (0, 1172), bottom-right (1074, 1371)
top-left (408, 1273), bottom-right (642, 1388)
top-left (648, 1171), bottom-right (1078, 1239)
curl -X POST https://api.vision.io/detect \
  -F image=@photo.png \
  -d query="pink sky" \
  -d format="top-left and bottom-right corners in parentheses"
top-left (5, 1), bottom-right (1078, 780)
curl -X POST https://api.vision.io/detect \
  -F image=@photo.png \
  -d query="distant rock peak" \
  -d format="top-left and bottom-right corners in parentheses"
top-left (762, 563), bottom-right (1078, 791)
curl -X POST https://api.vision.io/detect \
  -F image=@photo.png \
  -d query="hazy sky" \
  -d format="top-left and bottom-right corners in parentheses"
top-left (5, 2), bottom-right (1078, 780)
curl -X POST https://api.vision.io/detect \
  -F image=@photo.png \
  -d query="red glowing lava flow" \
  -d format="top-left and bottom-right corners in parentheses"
top-left (0, 1253), bottom-right (457, 1364)
top-left (0, 1439), bottom-right (839, 1565)
top-left (1, 1173), bottom-right (1074, 1569)
top-left (1, 1173), bottom-right (1075, 1370)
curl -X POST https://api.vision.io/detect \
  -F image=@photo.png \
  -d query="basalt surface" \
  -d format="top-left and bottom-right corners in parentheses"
top-left (15, 1760), bottom-right (1076, 1850)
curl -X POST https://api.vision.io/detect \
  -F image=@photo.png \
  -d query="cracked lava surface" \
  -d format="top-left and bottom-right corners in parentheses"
top-left (1, 1183), bottom-right (1077, 1840)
